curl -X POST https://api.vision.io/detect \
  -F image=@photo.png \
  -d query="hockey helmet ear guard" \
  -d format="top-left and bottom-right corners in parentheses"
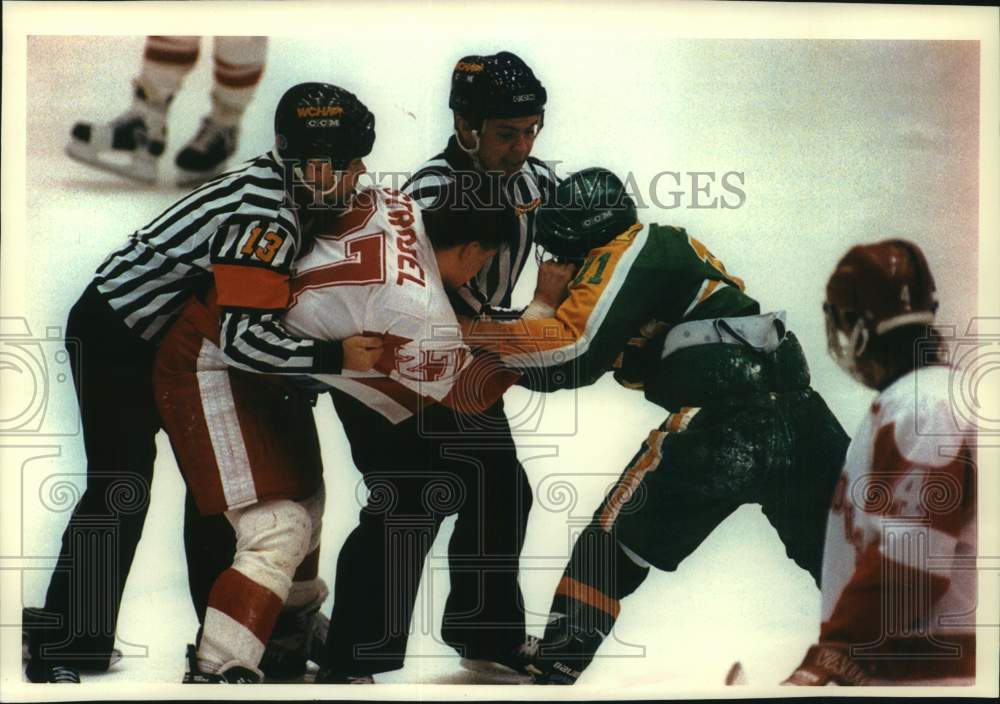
top-left (535, 167), bottom-right (638, 263)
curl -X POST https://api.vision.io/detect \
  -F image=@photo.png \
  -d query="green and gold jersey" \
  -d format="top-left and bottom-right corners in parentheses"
top-left (465, 222), bottom-right (759, 391)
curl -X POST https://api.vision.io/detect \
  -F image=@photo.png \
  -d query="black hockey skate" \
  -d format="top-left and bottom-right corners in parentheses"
top-left (66, 85), bottom-right (166, 183)
top-left (526, 619), bottom-right (605, 685)
top-left (24, 661), bottom-right (80, 684)
top-left (175, 117), bottom-right (238, 186)
top-left (259, 588), bottom-right (329, 682)
top-left (22, 607), bottom-right (122, 682)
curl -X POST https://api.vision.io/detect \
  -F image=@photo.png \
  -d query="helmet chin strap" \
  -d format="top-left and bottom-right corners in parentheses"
top-left (454, 127), bottom-right (487, 171)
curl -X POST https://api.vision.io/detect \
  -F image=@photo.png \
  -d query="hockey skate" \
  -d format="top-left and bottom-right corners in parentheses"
top-left (22, 607), bottom-right (123, 682)
top-left (258, 605), bottom-right (329, 682)
top-left (459, 635), bottom-right (539, 683)
top-left (24, 661), bottom-right (80, 684)
top-left (66, 86), bottom-right (166, 183)
top-left (524, 620), bottom-right (605, 685)
top-left (175, 117), bottom-right (238, 186)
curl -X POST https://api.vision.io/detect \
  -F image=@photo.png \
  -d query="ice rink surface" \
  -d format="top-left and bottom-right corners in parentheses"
top-left (3, 6), bottom-right (988, 694)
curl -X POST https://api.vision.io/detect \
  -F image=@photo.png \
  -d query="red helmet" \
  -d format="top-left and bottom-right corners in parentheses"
top-left (824, 239), bottom-right (938, 369)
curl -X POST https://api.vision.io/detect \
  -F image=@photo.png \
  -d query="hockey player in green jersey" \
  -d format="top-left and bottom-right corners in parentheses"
top-left (462, 167), bottom-right (850, 684)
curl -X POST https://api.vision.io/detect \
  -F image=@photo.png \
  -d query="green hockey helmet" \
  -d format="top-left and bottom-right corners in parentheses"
top-left (535, 167), bottom-right (638, 262)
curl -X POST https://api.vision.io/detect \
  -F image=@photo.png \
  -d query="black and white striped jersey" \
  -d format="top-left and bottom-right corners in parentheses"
top-left (403, 136), bottom-right (559, 315)
top-left (93, 150), bottom-right (342, 374)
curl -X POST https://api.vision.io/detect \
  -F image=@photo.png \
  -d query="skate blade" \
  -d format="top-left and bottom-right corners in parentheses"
top-left (459, 658), bottom-right (532, 684)
top-left (65, 141), bottom-right (158, 183)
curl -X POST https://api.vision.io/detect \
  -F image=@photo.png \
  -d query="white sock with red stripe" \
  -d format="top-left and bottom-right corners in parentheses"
top-left (138, 36), bottom-right (201, 105)
top-left (199, 499), bottom-right (312, 674)
top-left (200, 568), bottom-right (281, 675)
top-left (210, 37), bottom-right (267, 127)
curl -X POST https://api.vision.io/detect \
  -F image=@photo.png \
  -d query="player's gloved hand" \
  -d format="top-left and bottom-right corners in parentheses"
top-left (782, 644), bottom-right (870, 686)
top-left (613, 320), bottom-right (668, 390)
top-left (532, 260), bottom-right (577, 310)
top-left (343, 335), bottom-right (384, 372)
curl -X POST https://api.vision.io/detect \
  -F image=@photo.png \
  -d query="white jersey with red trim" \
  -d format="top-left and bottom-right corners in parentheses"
top-left (281, 187), bottom-right (470, 423)
top-left (819, 365), bottom-right (976, 681)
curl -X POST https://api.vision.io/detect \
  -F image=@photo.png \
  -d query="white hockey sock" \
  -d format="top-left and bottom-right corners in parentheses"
top-left (210, 37), bottom-right (267, 127)
top-left (138, 36), bottom-right (200, 105)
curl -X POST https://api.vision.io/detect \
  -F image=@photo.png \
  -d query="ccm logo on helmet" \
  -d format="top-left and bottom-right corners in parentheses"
top-left (296, 106), bottom-right (344, 118)
top-left (582, 211), bottom-right (613, 228)
top-left (456, 61), bottom-right (484, 73)
top-left (512, 93), bottom-right (536, 102)
top-left (307, 119), bottom-right (341, 128)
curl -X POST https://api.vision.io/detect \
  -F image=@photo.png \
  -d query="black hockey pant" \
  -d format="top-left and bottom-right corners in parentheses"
top-left (538, 390), bottom-right (849, 677)
top-left (31, 282), bottom-right (232, 669)
top-left (324, 392), bottom-right (533, 675)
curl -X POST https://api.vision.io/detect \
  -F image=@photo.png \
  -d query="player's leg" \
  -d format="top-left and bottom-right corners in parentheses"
top-left (183, 492), bottom-right (235, 625)
top-left (192, 498), bottom-right (313, 681)
top-left (259, 487), bottom-right (330, 681)
top-left (26, 283), bottom-right (159, 682)
top-left (760, 389), bottom-right (850, 584)
top-left (321, 479), bottom-right (442, 681)
top-left (67, 36), bottom-right (201, 182)
top-left (532, 522), bottom-right (652, 684)
top-left (534, 409), bottom-right (748, 684)
top-left (320, 393), bottom-right (445, 681)
top-left (174, 36), bottom-right (267, 185)
top-left (434, 401), bottom-right (534, 672)
top-left (154, 331), bottom-right (323, 681)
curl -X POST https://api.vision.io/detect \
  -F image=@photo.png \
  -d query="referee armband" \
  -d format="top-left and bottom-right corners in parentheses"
top-left (214, 265), bottom-right (290, 310)
top-left (211, 219), bottom-right (297, 311)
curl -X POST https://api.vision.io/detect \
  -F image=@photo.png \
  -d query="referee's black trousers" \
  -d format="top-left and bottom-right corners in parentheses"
top-left (325, 392), bottom-right (533, 675)
top-left (31, 282), bottom-right (232, 669)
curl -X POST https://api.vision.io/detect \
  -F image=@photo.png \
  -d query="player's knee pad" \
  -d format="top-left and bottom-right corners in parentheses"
top-left (228, 499), bottom-right (312, 598)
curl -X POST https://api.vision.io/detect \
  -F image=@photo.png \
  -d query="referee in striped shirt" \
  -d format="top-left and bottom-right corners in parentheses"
top-left (322, 52), bottom-right (562, 680)
top-left (25, 82), bottom-right (378, 682)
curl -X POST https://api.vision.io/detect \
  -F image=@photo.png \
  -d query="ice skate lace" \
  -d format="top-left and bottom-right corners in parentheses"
top-left (50, 665), bottom-right (80, 683)
top-left (111, 107), bottom-right (155, 133)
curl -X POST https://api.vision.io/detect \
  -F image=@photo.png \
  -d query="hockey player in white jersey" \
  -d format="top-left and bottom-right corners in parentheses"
top-left (281, 188), bottom-right (500, 415)
top-left (154, 184), bottom-right (511, 682)
top-left (784, 239), bottom-right (976, 686)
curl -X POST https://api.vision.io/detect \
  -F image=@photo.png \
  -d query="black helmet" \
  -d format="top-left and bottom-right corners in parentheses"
top-left (449, 51), bottom-right (546, 127)
top-left (535, 168), bottom-right (638, 262)
top-left (274, 82), bottom-right (375, 167)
